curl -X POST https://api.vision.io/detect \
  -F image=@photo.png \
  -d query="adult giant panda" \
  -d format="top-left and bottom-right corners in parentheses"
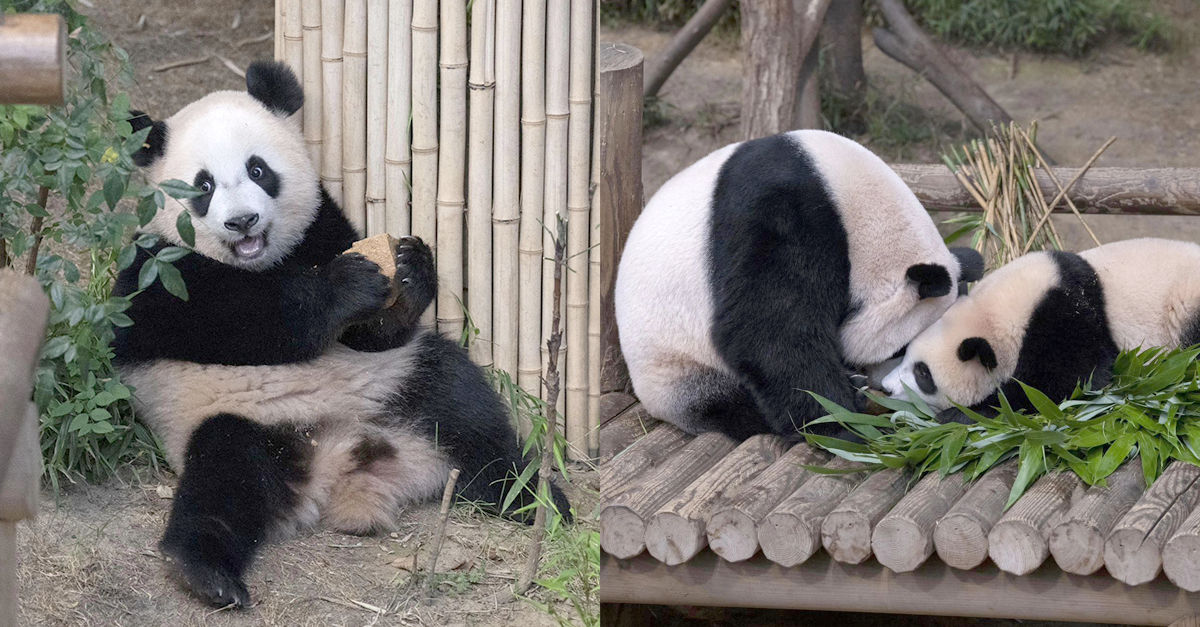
top-left (114, 61), bottom-right (569, 608)
top-left (615, 130), bottom-right (984, 440)
top-left (881, 238), bottom-right (1200, 415)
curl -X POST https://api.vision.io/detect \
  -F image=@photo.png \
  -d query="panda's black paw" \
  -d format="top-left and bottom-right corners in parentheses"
top-left (395, 236), bottom-right (435, 311)
top-left (161, 547), bottom-right (252, 609)
top-left (326, 252), bottom-right (392, 322)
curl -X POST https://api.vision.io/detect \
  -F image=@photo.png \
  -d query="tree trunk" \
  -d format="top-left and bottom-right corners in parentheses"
top-left (793, 44), bottom-right (821, 129)
top-left (822, 0), bottom-right (865, 101)
top-left (643, 0), bottom-right (735, 98)
top-left (739, 0), bottom-right (832, 140)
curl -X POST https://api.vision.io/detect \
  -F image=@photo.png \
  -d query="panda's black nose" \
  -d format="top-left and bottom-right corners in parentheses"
top-left (224, 213), bottom-right (260, 233)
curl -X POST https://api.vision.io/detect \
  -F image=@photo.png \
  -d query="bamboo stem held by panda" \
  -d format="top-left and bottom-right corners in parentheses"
top-left (933, 458), bottom-right (1018, 571)
top-left (363, 0), bottom-right (388, 236)
top-left (987, 470), bottom-right (1083, 576)
top-left (341, 0), bottom-right (367, 234)
top-left (757, 457), bottom-right (867, 568)
top-left (320, 0), bottom-right (344, 207)
top-left (300, 0), bottom-right (323, 171)
top-left (492, 0), bottom-right (522, 387)
top-left (542, 0), bottom-right (570, 423)
top-left (564, 0), bottom-right (594, 459)
top-left (519, 0), bottom-right (548, 401)
top-left (872, 471), bottom-right (968, 573)
top-left (283, 0), bottom-right (304, 79)
top-left (820, 467), bottom-right (910, 564)
top-left (411, 0), bottom-right (438, 330)
top-left (1048, 461), bottom-right (1143, 575)
top-left (434, 0), bottom-right (467, 336)
top-left (516, 221), bottom-right (567, 595)
top-left (466, 0), bottom-right (496, 366)
top-left (384, 0), bottom-right (412, 235)
top-left (0, 13), bottom-right (66, 106)
top-left (424, 467), bottom-right (460, 595)
top-left (1105, 461), bottom-right (1200, 586)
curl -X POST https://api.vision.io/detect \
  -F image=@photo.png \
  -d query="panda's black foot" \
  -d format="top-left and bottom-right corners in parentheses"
top-left (160, 544), bottom-right (252, 609)
top-left (395, 235), bottom-right (435, 311)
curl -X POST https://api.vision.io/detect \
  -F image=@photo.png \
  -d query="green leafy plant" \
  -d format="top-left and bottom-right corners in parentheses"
top-left (807, 345), bottom-right (1200, 507)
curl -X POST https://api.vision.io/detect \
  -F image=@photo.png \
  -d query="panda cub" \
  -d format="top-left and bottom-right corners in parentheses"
top-left (114, 61), bottom-right (569, 608)
top-left (883, 238), bottom-right (1200, 415)
top-left (615, 130), bottom-right (983, 440)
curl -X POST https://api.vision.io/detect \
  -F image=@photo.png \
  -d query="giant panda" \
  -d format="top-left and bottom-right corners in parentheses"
top-left (113, 61), bottom-right (570, 608)
top-left (614, 130), bottom-right (984, 440)
top-left (881, 238), bottom-right (1200, 415)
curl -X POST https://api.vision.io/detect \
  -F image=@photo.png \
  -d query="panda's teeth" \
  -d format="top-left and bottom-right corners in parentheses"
top-left (234, 235), bottom-right (265, 258)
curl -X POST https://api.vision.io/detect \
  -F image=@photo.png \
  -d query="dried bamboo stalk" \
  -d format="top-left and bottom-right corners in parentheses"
top-left (364, 0), bottom-right (388, 236)
top-left (434, 0), bottom-right (467, 336)
top-left (491, 0), bottom-right (522, 385)
top-left (384, 0), bottom-right (412, 235)
top-left (411, 0), bottom-right (438, 329)
top-left (519, 0), bottom-right (547, 399)
top-left (586, 7), bottom-right (601, 457)
top-left (320, 0), bottom-right (344, 207)
top-left (542, 0), bottom-right (570, 423)
top-left (301, 0), bottom-right (323, 171)
top-left (466, 0), bottom-right (496, 365)
top-left (283, 0), bottom-right (304, 78)
top-left (275, 0), bottom-right (284, 60)
top-left (564, 0), bottom-right (593, 460)
top-left (341, 0), bottom-right (368, 234)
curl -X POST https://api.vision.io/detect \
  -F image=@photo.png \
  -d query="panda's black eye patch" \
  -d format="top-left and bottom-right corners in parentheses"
top-left (914, 361), bottom-right (937, 395)
top-left (191, 170), bottom-right (214, 217)
top-left (246, 156), bottom-right (280, 198)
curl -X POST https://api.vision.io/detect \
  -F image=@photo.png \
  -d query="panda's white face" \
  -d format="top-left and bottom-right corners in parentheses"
top-left (880, 315), bottom-right (988, 412)
top-left (142, 91), bottom-right (319, 271)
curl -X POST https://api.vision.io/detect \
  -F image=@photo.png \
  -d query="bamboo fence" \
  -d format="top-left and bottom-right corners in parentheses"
top-left (275, 0), bottom-right (600, 459)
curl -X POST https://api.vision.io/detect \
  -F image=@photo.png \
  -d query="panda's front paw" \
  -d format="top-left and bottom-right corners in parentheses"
top-left (160, 543), bottom-right (252, 608)
top-left (395, 236), bottom-right (435, 312)
top-left (326, 252), bottom-right (392, 322)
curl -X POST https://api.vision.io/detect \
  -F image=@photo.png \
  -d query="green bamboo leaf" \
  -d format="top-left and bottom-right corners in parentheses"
top-left (1008, 442), bottom-right (1046, 508)
top-left (1018, 381), bottom-right (1065, 421)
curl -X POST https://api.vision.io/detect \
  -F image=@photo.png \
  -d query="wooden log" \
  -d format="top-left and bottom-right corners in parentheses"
top-left (600, 422), bottom-right (691, 502)
top-left (933, 458), bottom-right (1018, 571)
top-left (987, 470), bottom-right (1084, 576)
top-left (758, 457), bottom-right (868, 567)
top-left (0, 403), bottom-right (39, 522)
top-left (598, 398), bottom-right (658, 466)
top-left (707, 444), bottom-right (830, 562)
top-left (872, 0), bottom-right (1012, 134)
top-left (1048, 461), bottom-right (1144, 575)
top-left (1105, 461), bottom-right (1200, 586)
top-left (1163, 501), bottom-right (1200, 591)
top-left (821, 0), bottom-right (865, 101)
top-left (600, 432), bottom-right (737, 560)
top-left (645, 435), bottom-right (787, 565)
top-left (0, 521), bottom-right (15, 627)
top-left (1171, 618), bottom-right (1200, 627)
top-left (894, 164), bottom-right (1200, 216)
top-left (738, 0), bottom-right (832, 140)
top-left (820, 467), bottom-right (910, 564)
top-left (642, 0), bottom-right (734, 98)
top-left (0, 13), bottom-right (66, 105)
top-left (0, 271), bottom-right (50, 487)
top-left (872, 472), bottom-right (967, 573)
top-left (596, 43), bottom-right (643, 394)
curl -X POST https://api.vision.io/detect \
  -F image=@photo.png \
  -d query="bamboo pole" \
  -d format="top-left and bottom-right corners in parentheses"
top-left (342, 0), bottom-right (368, 234)
top-left (411, 0), bottom-right (439, 329)
top-left (586, 6), bottom-right (601, 457)
top-left (301, 0), bottom-right (323, 170)
top-left (434, 0), bottom-right (467, 336)
top-left (542, 0), bottom-right (571, 421)
top-left (0, 14), bottom-right (65, 106)
top-left (519, 0), bottom-right (548, 401)
top-left (466, 0), bottom-right (496, 365)
top-left (283, 0), bottom-right (304, 78)
top-left (320, 0), bottom-right (344, 206)
top-left (492, 0), bottom-right (521, 383)
top-left (384, 0), bottom-right (412, 235)
top-left (364, 0), bottom-right (388, 236)
top-left (564, 0), bottom-right (594, 460)
top-left (275, 0), bottom-right (284, 60)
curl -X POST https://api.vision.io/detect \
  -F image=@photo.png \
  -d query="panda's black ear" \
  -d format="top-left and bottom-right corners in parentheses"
top-left (906, 263), bottom-right (951, 299)
top-left (246, 61), bottom-right (304, 117)
top-left (128, 110), bottom-right (167, 167)
top-left (950, 247), bottom-right (985, 291)
top-left (957, 337), bottom-right (997, 370)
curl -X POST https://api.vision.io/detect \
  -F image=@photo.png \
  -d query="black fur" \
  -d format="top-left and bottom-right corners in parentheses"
top-left (338, 236), bottom-right (438, 352)
top-left (907, 263), bottom-right (952, 299)
top-left (245, 61), bottom-right (304, 117)
top-left (246, 155), bottom-right (281, 198)
top-left (1182, 310), bottom-right (1200, 348)
top-left (160, 413), bottom-right (310, 608)
top-left (191, 170), bottom-right (214, 216)
top-left (129, 110), bottom-right (168, 167)
top-left (951, 247), bottom-right (985, 290)
top-left (705, 133), bottom-right (859, 440)
top-left (957, 337), bottom-right (997, 370)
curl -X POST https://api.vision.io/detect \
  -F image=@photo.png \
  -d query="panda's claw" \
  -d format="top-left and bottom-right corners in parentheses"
top-left (394, 236), bottom-right (435, 309)
top-left (326, 252), bottom-right (393, 322)
top-left (164, 552), bottom-right (252, 609)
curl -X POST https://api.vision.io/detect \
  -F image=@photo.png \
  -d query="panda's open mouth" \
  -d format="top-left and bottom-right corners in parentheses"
top-left (230, 231), bottom-right (268, 260)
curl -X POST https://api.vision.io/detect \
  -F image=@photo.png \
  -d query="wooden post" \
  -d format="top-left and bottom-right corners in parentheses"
top-left (0, 13), bottom-right (66, 105)
top-left (933, 458), bottom-right (1018, 570)
top-left (597, 43), bottom-right (643, 397)
top-left (821, 467), bottom-right (910, 564)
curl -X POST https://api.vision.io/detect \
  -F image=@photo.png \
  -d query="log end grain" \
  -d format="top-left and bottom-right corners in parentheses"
top-left (933, 512), bottom-right (989, 571)
top-left (872, 517), bottom-right (932, 573)
top-left (1048, 520), bottom-right (1105, 576)
top-left (645, 512), bottom-right (706, 566)
top-left (600, 505), bottom-right (648, 560)
top-left (759, 511), bottom-right (820, 568)
top-left (1163, 534), bottom-right (1200, 592)
top-left (1105, 527), bottom-right (1164, 586)
top-left (707, 508), bottom-right (759, 563)
top-left (988, 520), bottom-right (1049, 576)
top-left (345, 233), bottom-right (400, 307)
top-left (821, 510), bottom-right (873, 565)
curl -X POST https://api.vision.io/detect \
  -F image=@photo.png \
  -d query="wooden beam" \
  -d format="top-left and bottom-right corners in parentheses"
top-left (988, 470), bottom-right (1083, 576)
top-left (1107, 462), bottom-right (1200, 586)
top-left (1049, 461), bottom-right (1143, 576)
top-left (894, 164), bottom-right (1200, 215)
top-left (601, 550), bottom-right (1200, 626)
top-left (0, 521), bottom-right (15, 627)
top-left (0, 13), bottom-right (66, 106)
top-left (597, 43), bottom-right (643, 394)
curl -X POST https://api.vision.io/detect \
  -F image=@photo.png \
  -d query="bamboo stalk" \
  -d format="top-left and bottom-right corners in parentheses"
top-left (364, 0), bottom-right (388, 236)
top-left (519, 0), bottom-right (548, 400)
top-left (342, 0), bottom-right (368, 234)
top-left (275, 0), bottom-right (284, 60)
top-left (564, 0), bottom-right (593, 460)
top-left (586, 3), bottom-right (601, 457)
top-left (466, 0), bottom-right (496, 365)
top-left (412, 0), bottom-right (439, 329)
top-left (435, 0), bottom-right (467, 336)
top-left (542, 0), bottom-right (570, 422)
top-left (320, 0), bottom-right (344, 207)
top-left (283, 0), bottom-right (304, 78)
top-left (301, 0), bottom-right (323, 170)
top-left (384, 0), bottom-right (412, 235)
top-left (492, 0), bottom-right (522, 386)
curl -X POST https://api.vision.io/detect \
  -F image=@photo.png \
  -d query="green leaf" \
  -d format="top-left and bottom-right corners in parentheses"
top-left (174, 211), bottom-right (195, 247)
top-left (156, 246), bottom-right (191, 263)
top-left (137, 258), bottom-right (159, 290)
top-left (160, 179), bottom-right (204, 200)
top-left (1018, 381), bottom-right (1066, 421)
top-left (157, 262), bottom-right (189, 301)
top-left (1008, 442), bottom-right (1047, 508)
top-left (103, 169), bottom-right (125, 209)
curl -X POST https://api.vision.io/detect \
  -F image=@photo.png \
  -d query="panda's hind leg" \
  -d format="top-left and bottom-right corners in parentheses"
top-left (653, 366), bottom-right (774, 440)
top-left (159, 413), bottom-right (310, 608)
